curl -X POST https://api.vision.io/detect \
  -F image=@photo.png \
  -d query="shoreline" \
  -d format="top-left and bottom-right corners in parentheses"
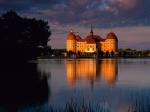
top-left (37, 56), bottom-right (150, 60)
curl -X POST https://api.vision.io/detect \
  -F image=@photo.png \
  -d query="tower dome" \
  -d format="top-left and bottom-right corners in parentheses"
top-left (107, 32), bottom-right (118, 40)
top-left (66, 30), bottom-right (76, 53)
top-left (67, 31), bottom-right (76, 40)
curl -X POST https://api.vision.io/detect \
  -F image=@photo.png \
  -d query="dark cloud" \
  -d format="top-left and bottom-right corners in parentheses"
top-left (0, 0), bottom-right (150, 27)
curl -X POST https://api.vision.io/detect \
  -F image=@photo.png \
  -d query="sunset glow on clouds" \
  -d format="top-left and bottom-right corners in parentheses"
top-left (109, 0), bottom-right (138, 9)
top-left (0, 0), bottom-right (150, 49)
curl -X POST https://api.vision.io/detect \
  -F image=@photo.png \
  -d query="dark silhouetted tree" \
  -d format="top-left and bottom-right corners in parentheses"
top-left (0, 11), bottom-right (51, 63)
top-left (99, 50), bottom-right (104, 57)
top-left (111, 51), bottom-right (114, 57)
top-left (0, 11), bottom-right (50, 109)
top-left (105, 51), bottom-right (110, 57)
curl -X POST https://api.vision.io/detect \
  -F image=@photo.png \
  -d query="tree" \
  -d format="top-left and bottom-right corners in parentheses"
top-left (0, 11), bottom-right (50, 106)
top-left (105, 51), bottom-right (110, 57)
top-left (67, 50), bottom-right (73, 57)
top-left (111, 51), bottom-right (114, 57)
top-left (99, 50), bottom-right (104, 57)
top-left (0, 11), bottom-right (51, 63)
top-left (77, 51), bottom-right (81, 56)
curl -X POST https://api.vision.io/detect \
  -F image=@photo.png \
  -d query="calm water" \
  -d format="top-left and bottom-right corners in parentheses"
top-left (1, 58), bottom-right (150, 112)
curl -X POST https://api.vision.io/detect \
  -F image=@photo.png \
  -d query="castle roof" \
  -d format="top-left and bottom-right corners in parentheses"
top-left (76, 35), bottom-right (82, 41)
top-left (66, 29), bottom-right (118, 43)
top-left (86, 38), bottom-right (95, 44)
top-left (101, 39), bottom-right (106, 42)
top-left (85, 35), bottom-right (102, 43)
top-left (67, 31), bottom-right (76, 40)
top-left (106, 32), bottom-right (118, 40)
top-left (92, 35), bottom-right (103, 42)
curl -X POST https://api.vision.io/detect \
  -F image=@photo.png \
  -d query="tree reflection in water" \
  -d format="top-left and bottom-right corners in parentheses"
top-left (0, 62), bottom-right (49, 111)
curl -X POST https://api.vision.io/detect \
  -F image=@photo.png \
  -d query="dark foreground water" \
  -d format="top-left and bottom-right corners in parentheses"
top-left (1, 59), bottom-right (150, 112)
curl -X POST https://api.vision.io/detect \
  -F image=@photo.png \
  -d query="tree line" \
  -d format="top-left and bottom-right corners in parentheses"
top-left (48, 48), bottom-right (150, 58)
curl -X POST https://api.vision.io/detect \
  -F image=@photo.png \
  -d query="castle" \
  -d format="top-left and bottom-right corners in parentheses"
top-left (66, 26), bottom-right (118, 54)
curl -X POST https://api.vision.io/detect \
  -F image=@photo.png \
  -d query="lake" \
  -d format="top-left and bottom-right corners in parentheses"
top-left (1, 58), bottom-right (150, 112)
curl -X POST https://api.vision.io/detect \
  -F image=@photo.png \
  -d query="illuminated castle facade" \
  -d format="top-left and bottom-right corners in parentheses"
top-left (66, 27), bottom-right (118, 53)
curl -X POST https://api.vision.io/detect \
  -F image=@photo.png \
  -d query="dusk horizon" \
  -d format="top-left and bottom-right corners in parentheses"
top-left (0, 0), bottom-right (150, 49)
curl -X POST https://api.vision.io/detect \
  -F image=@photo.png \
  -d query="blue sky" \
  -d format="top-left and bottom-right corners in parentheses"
top-left (1, 0), bottom-right (150, 49)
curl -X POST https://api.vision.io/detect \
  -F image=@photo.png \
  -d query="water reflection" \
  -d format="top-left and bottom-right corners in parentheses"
top-left (36, 59), bottom-right (150, 112)
top-left (0, 62), bottom-right (48, 111)
top-left (66, 59), bottom-right (118, 87)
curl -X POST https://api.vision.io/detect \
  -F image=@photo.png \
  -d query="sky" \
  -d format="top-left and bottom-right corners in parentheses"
top-left (0, 0), bottom-right (150, 49)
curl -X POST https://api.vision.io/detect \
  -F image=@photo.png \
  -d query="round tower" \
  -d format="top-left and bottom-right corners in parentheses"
top-left (66, 30), bottom-right (76, 53)
top-left (106, 32), bottom-right (118, 52)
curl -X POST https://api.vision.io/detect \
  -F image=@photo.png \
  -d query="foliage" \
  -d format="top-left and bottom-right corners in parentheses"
top-left (118, 48), bottom-right (150, 57)
top-left (0, 11), bottom-right (49, 109)
top-left (0, 11), bottom-right (51, 62)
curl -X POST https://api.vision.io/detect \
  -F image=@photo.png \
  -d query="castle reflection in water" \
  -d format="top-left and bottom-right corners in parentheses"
top-left (66, 59), bottom-right (118, 87)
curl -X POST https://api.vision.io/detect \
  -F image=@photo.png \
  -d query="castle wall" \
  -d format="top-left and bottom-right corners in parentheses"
top-left (101, 39), bottom-right (117, 52)
top-left (76, 41), bottom-right (86, 52)
top-left (67, 40), bottom-right (76, 52)
top-left (85, 44), bottom-right (96, 52)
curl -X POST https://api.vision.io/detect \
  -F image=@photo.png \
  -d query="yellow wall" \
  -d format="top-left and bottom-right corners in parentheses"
top-left (85, 44), bottom-right (96, 52)
top-left (76, 42), bottom-right (86, 52)
top-left (67, 40), bottom-right (76, 52)
top-left (101, 39), bottom-right (117, 52)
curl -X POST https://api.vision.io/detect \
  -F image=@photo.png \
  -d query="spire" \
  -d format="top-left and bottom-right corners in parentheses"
top-left (90, 24), bottom-right (93, 36)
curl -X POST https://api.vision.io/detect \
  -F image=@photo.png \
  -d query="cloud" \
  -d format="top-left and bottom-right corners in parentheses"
top-left (0, 0), bottom-right (150, 27)
top-left (1, 0), bottom-right (150, 49)
top-left (108, 0), bottom-right (138, 9)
